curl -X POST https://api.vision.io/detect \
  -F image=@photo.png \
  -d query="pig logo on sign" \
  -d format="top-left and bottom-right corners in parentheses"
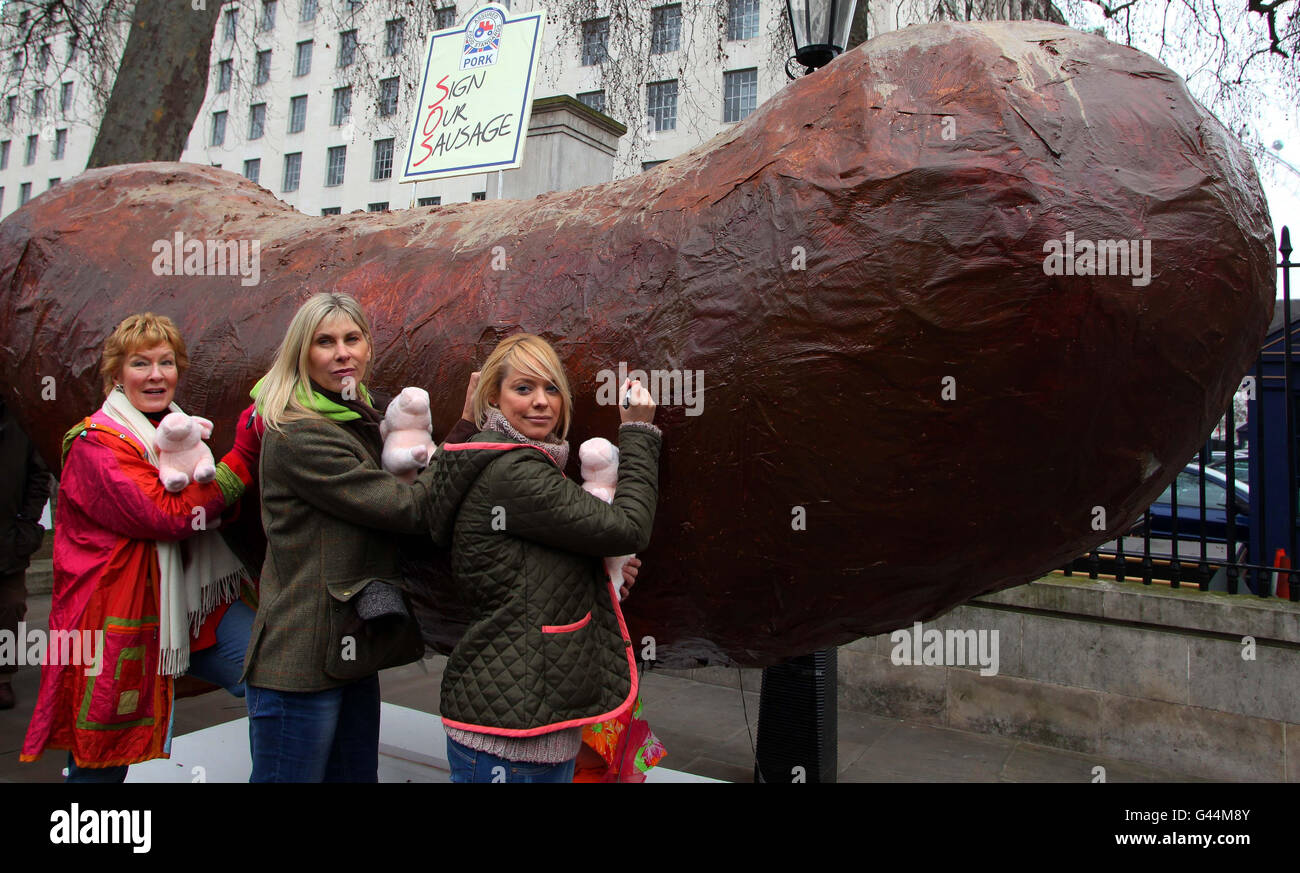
top-left (462, 7), bottom-right (505, 70)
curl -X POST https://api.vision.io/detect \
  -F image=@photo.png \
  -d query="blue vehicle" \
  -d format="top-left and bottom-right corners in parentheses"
top-left (1077, 463), bottom-right (1250, 586)
top-left (1141, 462), bottom-right (1249, 546)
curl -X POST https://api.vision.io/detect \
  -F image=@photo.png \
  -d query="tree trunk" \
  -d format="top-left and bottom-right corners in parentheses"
top-left (86, 0), bottom-right (220, 168)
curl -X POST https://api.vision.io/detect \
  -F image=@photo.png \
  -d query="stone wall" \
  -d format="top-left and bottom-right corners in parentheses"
top-left (663, 574), bottom-right (1300, 781)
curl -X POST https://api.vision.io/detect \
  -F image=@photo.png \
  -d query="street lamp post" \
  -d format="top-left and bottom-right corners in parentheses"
top-left (784, 0), bottom-right (858, 77)
top-left (750, 0), bottom-right (862, 785)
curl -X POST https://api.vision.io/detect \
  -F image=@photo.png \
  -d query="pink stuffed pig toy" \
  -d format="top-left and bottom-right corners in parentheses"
top-left (579, 437), bottom-right (634, 601)
top-left (155, 412), bottom-right (217, 492)
top-left (381, 386), bottom-right (436, 483)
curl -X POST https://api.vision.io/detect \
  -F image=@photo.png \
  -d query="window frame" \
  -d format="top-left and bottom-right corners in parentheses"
top-left (650, 4), bottom-right (681, 55)
top-left (295, 40), bottom-right (313, 77)
top-left (325, 145), bottom-right (347, 186)
top-left (282, 151), bottom-right (302, 192)
top-left (372, 137), bottom-right (394, 181)
top-left (332, 86), bottom-right (352, 126)
top-left (249, 103), bottom-right (267, 140)
top-left (580, 18), bottom-right (609, 66)
top-left (288, 94), bottom-right (308, 134)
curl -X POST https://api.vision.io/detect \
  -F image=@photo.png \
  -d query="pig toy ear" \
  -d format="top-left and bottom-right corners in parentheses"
top-left (195, 417), bottom-right (214, 439)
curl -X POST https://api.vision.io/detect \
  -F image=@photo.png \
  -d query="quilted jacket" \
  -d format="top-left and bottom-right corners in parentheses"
top-left (429, 423), bottom-right (661, 737)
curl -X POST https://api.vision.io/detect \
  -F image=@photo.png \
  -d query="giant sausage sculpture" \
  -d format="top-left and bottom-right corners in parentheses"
top-left (0, 21), bottom-right (1274, 665)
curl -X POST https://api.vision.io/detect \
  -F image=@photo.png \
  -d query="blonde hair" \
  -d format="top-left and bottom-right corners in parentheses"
top-left (101, 313), bottom-right (189, 396)
top-left (474, 334), bottom-right (573, 441)
top-left (256, 292), bottom-right (373, 432)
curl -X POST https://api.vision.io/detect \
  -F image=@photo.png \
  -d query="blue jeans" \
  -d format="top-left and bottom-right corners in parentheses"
top-left (187, 600), bottom-right (255, 697)
top-left (65, 601), bottom-right (256, 784)
top-left (247, 673), bottom-right (381, 783)
top-left (446, 736), bottom-right (576, 783)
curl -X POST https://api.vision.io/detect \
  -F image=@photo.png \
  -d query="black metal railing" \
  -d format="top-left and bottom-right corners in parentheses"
top-left (1063, 226), bottom-right (1299, 602)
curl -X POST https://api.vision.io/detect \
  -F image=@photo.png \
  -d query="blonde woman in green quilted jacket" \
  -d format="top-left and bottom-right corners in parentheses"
top-left (426, 334), bottom-right (661, 783)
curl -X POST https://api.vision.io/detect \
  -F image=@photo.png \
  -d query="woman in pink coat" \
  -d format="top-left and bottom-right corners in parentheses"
top-left (21, 313), bottom-right (262, 781)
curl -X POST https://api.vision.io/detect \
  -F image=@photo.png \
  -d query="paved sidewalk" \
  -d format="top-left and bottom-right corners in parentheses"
top-left (1, 592), bottom-right (1204, 783)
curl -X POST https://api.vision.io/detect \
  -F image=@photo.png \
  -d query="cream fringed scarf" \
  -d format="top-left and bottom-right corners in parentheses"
top-left (102, 387), bottom-right (251, 676)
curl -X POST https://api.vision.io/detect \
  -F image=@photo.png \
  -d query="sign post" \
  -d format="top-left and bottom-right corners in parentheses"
top-left (400, 4), bottom-right (547, 187)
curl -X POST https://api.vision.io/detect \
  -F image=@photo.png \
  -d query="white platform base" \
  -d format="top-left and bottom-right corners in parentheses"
top-left (128, 703), bottom-right (718, 783)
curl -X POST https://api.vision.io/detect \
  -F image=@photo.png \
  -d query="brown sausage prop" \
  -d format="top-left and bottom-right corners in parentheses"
top-left (0, 21), bottom-right (1274, 665)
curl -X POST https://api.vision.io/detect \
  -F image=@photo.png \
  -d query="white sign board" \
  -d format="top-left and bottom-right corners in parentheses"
top-left (400, 4), bottom-right (546, 183)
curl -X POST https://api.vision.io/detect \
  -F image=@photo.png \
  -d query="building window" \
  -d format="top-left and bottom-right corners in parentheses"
top-left (471, 191), bottom-right (486, 201)
top-left (385, 19), bottom-right (405, 56)
top-left (259, 0), bottom-right (277, 31)
top-left (4, 96), bottom-right (14, 124)
top-left (321, 206), bottom-right (341, 215)
top-left (378, 77), bottom-right (399, 117)
top-left (53, 128), bottom-right (66, 160)
top-left (211, 111), bottom-right (227, 146)
top-left (338, 30), bottom-right (358, 67)
top-left (25, 135), bottom-right (37, 165)
top-left (282, 152), bottom-right (302, 192)
top-left (48, 177), bottom-right (60, 189)
top-left (577, 90), bottom-right (605, 114)
top-left (249, 103), bottom-right (267, 139)
top-left (581, 18), bottom-right (609, 66)
top-left (32, 88), bottom-right (45, 117)
top-left (641, 160), bottom-right (666, 171)
top-left (300, 0), bottom-right (317, 22)
top-left (417, 196), bottom-right (441, 206)
top-left (326, 145), bottom-right (346, 186)
top-left (434, 6), bottom-right (456, 29)
top-left (650, 5), bottom-right (681, 55)
top-left (723, 68), bottom-right (758, 123)
top-left (60, 82), bottom-right (73, 114)
top-left (367, 201), bottom-right (389, 212)
top-left (332, 87), bottom-right (352, 125)
top-left (647, 80), bottom-right (677, 132)
top-left (38, 43), bottom-right (50, 70)
top-left (288, 95), bottom-right (307, 133)
top-left (19, 182), bottom-right (31, 206)
top-left (255, 50), bottom-right (272, 85)
top-left (0, 141), bottom-right (8, 170)
top-left (8, 51), bottom-right (19, 74)
top-left (217, 59), bottom-right (233, 93)
top-left (244, 158), bottom-right (261, 183)
top-left (223, 9), bottom-right (239, 42)
top-left (66, 36), bottom-right (77, 61)
top-left (372, 138), bottom-right (394, 180)
top-left (727, 0), bottom-right (759, 40)
top-left (295, 40), bottom-right (312, 77)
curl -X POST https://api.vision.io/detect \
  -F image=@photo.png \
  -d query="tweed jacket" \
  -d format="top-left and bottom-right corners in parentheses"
top-left (429, 423), bottom-right (661, 736)
top-left (243, 415), bottom-right (441, 692)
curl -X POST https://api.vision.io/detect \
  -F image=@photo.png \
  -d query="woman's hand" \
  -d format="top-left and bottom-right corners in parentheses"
top-left (460, 371), bottom-right (481, 422)
top-left (620, 556), bottom-right (641, 599)
top-left (228, 402), bottom-right (264, 469)
top-left (619, 378), bottom-right (656, 425)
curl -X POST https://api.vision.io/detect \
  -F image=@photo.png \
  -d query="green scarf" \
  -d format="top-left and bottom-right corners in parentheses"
top-left (250, 376), bottom-right (374, 422)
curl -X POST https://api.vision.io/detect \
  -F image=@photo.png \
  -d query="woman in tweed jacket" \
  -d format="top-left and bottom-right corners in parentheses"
top-left (243, 292), bottom-right (477, 782)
